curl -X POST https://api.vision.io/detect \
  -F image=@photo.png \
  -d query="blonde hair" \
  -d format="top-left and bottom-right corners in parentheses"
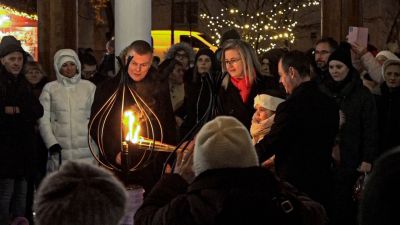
top-left (221, 40), bottom-right (263, 87)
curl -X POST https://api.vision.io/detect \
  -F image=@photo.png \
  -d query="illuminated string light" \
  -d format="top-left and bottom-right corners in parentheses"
top-left (0, 4), bottom-right (38, 20)
top-left (200, 0), bottom-right (320, 54)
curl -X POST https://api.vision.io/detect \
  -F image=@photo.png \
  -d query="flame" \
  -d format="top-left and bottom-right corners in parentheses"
top-left (123, 110), bottom-right (141, 143)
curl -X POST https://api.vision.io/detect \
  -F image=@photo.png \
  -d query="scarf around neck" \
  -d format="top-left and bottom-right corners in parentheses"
top-left (230, 75), bottom-right (253, 103)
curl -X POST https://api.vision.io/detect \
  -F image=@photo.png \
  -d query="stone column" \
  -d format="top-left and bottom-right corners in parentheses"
top-left (114, 0), bottom-right (152, 56)
top-left (321, 0), bottom-right (361, 41)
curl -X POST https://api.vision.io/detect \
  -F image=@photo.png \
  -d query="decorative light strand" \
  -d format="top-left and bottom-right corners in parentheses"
top-left (0, 4), bottom-right (38, 20)
top-left (200, 0), bottom-right (320, 54)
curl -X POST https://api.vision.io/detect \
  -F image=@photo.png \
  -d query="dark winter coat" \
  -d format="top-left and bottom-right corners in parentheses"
top-left (0, 68), bottom-right (43, 178)
top-left (255, 81), bottom-right (339, 207)
top-left (135, 167), bottom-right (327, 225)
top-left (319, 72), bottom-right (378, 169)
top-left (376, 83), bottom-right (400, 154)
top-left (178, 68), bottom-right (215, 139)
top-left (29, 79), bottom-right (48, 178)
top-left (89, 67), bottom-right (177, 191)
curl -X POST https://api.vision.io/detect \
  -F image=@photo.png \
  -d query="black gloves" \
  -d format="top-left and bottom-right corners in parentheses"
top-left (49, 144), bottom-right (62, 155)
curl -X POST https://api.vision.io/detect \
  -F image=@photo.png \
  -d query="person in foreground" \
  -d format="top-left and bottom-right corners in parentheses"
top-left (34, 161), bottom-right (127, 225)
top-left (359, 146), bottom-right (400, 225)
top-left (134, 116), bottom-right (327, 225)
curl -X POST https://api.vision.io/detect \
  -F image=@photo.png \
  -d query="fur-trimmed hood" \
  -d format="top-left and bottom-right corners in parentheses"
top-left (164, 42), bottom-right (195, 63)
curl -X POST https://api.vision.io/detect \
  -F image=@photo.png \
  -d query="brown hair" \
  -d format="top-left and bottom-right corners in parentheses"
top-left (24, 61), bottom-right (46, 77)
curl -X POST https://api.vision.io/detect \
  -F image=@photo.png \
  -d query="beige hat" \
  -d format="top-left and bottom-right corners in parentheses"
top-left (193, 116), bottom-right (259, 176)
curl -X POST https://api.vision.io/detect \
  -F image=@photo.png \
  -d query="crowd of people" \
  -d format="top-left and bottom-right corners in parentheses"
top-left (0, 28), bottom-right (400, 225)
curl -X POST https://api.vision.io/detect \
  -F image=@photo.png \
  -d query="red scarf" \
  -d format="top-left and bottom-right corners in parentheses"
top-left (230, 75), bottom-right (253, 103)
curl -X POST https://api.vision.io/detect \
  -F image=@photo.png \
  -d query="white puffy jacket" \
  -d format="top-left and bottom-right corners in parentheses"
top-left (39, 49), bottom-right (96, 164)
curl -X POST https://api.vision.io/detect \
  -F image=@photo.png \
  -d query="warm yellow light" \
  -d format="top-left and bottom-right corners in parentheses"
top-left (123, 111), bottom-right (141, 144)
top-left (0, 15), bottom-right (11, 28)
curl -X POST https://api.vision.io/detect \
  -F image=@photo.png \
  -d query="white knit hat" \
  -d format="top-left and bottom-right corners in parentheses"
top-left (254, 94), bottom-right (285, 111)
top-left (193, 116), bottom-right (259, 176)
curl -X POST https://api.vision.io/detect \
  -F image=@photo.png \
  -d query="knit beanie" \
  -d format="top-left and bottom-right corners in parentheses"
top-left (328, 42), bottom-right (354, 70)
top-left (194, 48), bottom-right (216, 70)
top-left (254, 94), bottom-right (285, 111)
top-left (193, 116), bottom-right (259, 176)
top-left (34, 161), bottom-right (127, 225)
top-left (0, 35), bottom-right (25, 57)
top-left (221, 29), bottom-right (241, 45)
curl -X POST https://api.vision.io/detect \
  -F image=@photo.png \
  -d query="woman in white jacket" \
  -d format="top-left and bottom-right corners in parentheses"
top-left (39, 49), bottom-right (96, 169)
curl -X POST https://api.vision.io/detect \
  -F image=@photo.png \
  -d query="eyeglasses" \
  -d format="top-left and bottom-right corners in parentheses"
top-left (224, 58), bottom-right (241, 66)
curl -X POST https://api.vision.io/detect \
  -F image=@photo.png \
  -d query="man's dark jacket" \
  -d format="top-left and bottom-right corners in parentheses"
top-left (0, 67), bottom-right (43, 178)
top-left (89, 67), bottom-right (176, 191)
top-left (255, 81), bottom-right (339, 207)
top-left (135, 167), bottom-right (327, 225)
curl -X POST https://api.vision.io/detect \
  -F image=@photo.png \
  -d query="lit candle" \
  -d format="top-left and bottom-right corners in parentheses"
top-left (123, 110), bottom-right (141, 144)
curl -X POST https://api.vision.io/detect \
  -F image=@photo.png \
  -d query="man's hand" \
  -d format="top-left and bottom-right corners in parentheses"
top-left (174, 140), bottom-right (195, 183)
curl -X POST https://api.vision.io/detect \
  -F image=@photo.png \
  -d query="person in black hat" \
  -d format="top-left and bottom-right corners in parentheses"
top-left (178, 48), bottom-right (217, 139)
top-left (319, 43), bottom-right (378, 225)
top-left (0, 35), bottom-right (43, 224)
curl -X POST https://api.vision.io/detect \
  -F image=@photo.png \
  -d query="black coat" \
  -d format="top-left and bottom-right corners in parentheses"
top-left (178, 69), bottom-right (216, 139)
top-left (255, 81), bottom-right (339, 206)
top-left (376, 83), bottom-right (400, 154)
top-left (319, 73), bottom-right (378, 169)
top-left (90, 67), bottom-right (177, 191)
top-left (0, 68), bottom-right (44, 178)
top-left (135, 167), bottom-right (327, 225)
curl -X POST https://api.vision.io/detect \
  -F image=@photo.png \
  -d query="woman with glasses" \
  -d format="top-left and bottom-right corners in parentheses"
top-left (219, 39), bottom-right (277, 129)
